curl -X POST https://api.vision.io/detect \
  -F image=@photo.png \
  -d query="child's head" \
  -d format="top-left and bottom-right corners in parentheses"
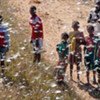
top-left (96, 0), bottom-right (100, 7)
top-left (87, 25), bottom-right (94, 36)
top-left (30, 6), bottom-right (37, 16)
top-left (0, 15), bottom-right (3, 24)
top-left (72, 21), bottom-right (80, 30)
top-left (61, 32), bottom-right (69, 41)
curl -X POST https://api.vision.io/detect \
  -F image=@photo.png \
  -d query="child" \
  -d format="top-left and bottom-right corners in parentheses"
top-left (55, 32), bottom-right (69, 82)
top-left (29, 6), bottom-right (43, 63)
top-left (84, 25), bottom-right (97, 85)
top-left (87, 0), bottom-right (100, 23)
top-left (69, 21), bottom-right (85, 82)
top-left (95, 32), bottom-right (100, 88)
top-left (0, 15), bottom-right (10, 76)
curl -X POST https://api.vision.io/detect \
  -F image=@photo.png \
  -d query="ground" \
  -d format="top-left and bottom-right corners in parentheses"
top-left (0, 0), bottom-right (100, 100)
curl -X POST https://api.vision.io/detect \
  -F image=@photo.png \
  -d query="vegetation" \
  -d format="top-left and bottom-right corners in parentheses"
top-left (0, 0), bottom-right (80, 100)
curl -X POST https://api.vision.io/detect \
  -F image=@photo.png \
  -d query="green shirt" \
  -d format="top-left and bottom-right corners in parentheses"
top-left (56, 41), bottom-right (69, 61)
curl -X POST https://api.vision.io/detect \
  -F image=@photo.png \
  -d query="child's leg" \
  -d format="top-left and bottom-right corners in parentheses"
top-left (93, 70), bottom-right (96, 84)
top-left (37, 53), bottom-right (41, 62)
top-left (63, 63), bottom-right (68, 74)
top-left (86, 64), bottom-right (90, 84)
top-left (34, 54), bottom-right (37, 63)
top-left (1, 61), bottom-right (5, 74)
top-left (77, 63), bottom-right (80, 81)
top-left (0, 53), bottom-right (5, 77)
top-left (86, 70), bottom-right (90, 84)
top-left (76, 53), bottom-right (81, 81)
top-left (70, 54), bottom-right (74, 79)
top-left (70, 64), bottom-right (73, 79)
top-left (97, 69), bottom-right (100, 86)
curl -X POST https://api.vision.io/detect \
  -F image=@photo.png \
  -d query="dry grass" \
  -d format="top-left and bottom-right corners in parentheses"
top-left (0, 0), bottom-right (81, 100)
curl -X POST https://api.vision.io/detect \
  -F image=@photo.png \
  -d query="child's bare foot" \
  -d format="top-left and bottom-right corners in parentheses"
top-left (85, 82), bottom-right (90, 86)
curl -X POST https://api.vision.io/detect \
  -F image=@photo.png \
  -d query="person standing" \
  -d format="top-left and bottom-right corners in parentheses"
top-left (88, 0), bottom-right (100, 23)
top-left (69, 21), bottom-right (85, 82)
top-left (29, 6), bottom-right (43, 63)
top-left (94, 31), bottom-right (100, 88)
top-left (84, 25), bottom-right (97, 85)
top-left (55, 32), bottom-right (69, 83)
top-left (0, 15), bottom-right (10, 77)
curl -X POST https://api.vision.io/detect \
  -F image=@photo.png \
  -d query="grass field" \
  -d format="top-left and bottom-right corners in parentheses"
top-left (0, 0), bottom-right (81, 100)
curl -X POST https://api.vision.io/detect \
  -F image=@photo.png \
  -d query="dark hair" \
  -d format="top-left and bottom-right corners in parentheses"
top-left (61, 32), bottom-right (69, 39)
top-left (96, 0), bottom-right (100, 5)
top-left (0, 15), bottom-right (3, 22)
top-left (30, 6), bottom-right (36, 12)
top-left (87, 25), bottom-right (94, 31)
top-left (72, 21), bottom-right (79, 28)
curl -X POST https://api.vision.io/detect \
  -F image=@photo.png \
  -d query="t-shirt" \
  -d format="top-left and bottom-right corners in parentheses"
top-left (69, 31), bottom-right (84, 53)
top-left (0, 22), bottom-right (10, 48)
top-left (56, 41), bottom-right (69, 61)
top-left (84, 36), bottom-right (98, 59)
top-left (29, 14), bottom-right (43, 40)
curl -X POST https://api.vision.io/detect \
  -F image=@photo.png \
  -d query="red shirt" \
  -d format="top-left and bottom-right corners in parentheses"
top-left (0, 32), bottom-right (6, 47)
top-left (29, 14), bottom-right (43, 40)
top-left (85, 36), bottom-right (94, 52)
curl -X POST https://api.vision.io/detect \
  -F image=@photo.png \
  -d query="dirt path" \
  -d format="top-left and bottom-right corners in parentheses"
top-left (8, 0), bottom-right (99, 100)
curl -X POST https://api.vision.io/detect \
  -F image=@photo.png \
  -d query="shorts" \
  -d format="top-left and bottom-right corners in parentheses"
top-left (85, 52), bottom-right (95, 71)
top-left (32, 38), bottom-right (43, 49)
top-left (69, 52), bottom-right (82, 65)
top-left (0, 47), bottom-right (6, 61)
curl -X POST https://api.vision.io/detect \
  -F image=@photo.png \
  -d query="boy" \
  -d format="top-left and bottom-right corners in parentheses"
top-left (69, 21), bottom-right (85, 82)
top-left (95, 32), bottom-right (100, 88)
top-left (55, 32), bottom-right (69, 82)
top-left (88, 0), bottom-right (100, 23)
top-left (29, 6), bottom-right (43, 62)
top-left (84, 25), bottom-right (97, 84)
top-left (0, 15), bottom-right (10, 76)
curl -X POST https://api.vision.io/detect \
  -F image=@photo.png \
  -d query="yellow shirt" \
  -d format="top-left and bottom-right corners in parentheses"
top-left (69, 31), bottom-right (84, 53)
top-left (69, 31), bottom-right (76, 53)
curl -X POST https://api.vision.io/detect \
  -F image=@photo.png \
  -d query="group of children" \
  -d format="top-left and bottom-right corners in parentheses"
top-left (56, 20), bottom-right (100, 88)
top-left (0, 2), bottom-right (100, 91)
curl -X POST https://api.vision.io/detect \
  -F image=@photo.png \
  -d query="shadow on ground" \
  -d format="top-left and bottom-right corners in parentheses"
top-left (78, 81), bottom-right (100, 99)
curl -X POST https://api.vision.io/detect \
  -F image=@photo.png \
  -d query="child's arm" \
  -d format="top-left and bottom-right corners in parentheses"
top-left (87, 13), bottom-right (92, 23)
top-left (94, 39), bottom-right (100, 60)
